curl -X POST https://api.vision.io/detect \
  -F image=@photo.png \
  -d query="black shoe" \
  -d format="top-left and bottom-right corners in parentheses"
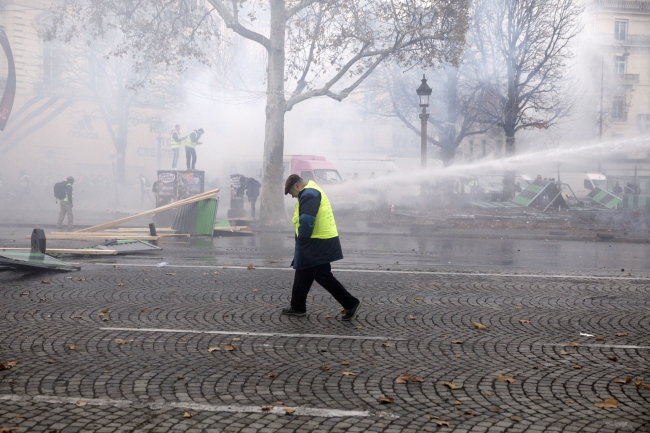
top-left (341, 301), bottom-right (361, 321)
top-left (281, 307), bottom-right (306, 317)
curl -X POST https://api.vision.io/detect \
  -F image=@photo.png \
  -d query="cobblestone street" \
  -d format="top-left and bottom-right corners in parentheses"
top-left (1, 253), bottom-right (649, 432)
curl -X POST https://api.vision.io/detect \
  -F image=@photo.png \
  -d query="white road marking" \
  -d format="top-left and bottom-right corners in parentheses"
top-left (101, 327), bottom-right (406, 341)
top-left (89, 262), bottom-right (650, 280)
top-left (0, 394), bottom-right (389, 418)
top-left (540, 343), bottom-right (650, 350)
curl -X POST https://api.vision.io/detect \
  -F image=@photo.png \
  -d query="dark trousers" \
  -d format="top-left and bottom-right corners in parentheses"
top-left (249, 195), bottom-right (258, 218)
top-left (291, 263), bottom-right (358, 313)
top-left (185, 147), bottom-right (197, 169)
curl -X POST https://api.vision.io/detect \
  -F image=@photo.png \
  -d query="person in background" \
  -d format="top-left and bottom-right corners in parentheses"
top-left (281, 174), bottom-right (361, 321)
top-left (170, 124), bottom-right (184, 169)
top-left (139, 174), bottom-right (148, 205)
top-left (185, 128), bottom-right (204, 171)
top-left (56, 176), bottom-right (74, 230)
top-left (245, 176), bottom-right (261, 218)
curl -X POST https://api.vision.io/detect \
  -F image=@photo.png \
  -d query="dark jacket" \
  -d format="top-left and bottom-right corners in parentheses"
top-left (292, 187), bottom-right (343, 270)
top-left (246, 177), bottom-right (261, 198)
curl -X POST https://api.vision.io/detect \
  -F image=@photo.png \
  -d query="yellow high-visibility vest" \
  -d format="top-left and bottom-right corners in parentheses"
top-left (170, 130), bottom-right (182, 149)
top-left (292, 180), bottom-right (338, 239)
top-left (185, 130), bottom-right (198, 149)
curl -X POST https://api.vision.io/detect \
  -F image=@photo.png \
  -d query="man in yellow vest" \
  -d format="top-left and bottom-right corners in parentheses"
top-left (282, 174), bottom-right (361, 320)
top-left (169, 124), bottom-right (184, 169)
top-left (184, 128), bottom-right (204, 171)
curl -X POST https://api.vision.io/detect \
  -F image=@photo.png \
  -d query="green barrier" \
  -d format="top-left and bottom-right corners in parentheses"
top-left (587, 187), bottom-right (621, 209)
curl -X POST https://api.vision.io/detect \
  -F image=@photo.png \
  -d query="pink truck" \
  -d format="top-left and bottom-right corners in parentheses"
top-left (283, 155), bottom-right (378, 212)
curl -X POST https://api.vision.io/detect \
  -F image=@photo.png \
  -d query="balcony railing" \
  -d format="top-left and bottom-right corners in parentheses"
top-left (625, 34), bottom-right (650, 45)
top-left (618, 73), bottom-right (640, 84)
top-left (595, 0), bottom-right (650, 11)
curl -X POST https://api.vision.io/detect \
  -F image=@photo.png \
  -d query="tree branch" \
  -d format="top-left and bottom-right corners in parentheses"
top-left (207, 0), bottom-right (270, 50)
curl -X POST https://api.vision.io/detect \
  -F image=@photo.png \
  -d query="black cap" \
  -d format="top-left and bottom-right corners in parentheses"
top-left (284, 174), bottom-right (301, 195)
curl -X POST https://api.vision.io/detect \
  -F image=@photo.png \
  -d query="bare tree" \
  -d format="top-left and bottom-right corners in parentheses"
top-left (43, 0), bottom-right (470, 224)
top-left (471, 0), bottom-right (582, 197)
top-left (53, 40), bottom-right (182, 182)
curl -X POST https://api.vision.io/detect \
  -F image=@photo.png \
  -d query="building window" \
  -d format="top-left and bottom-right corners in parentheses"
top-left (615, 56), bottom-right (627, 74)
top-left (481, 140), bottom-right (487, 157)
top-left (611, 95), bottom-right (627, 122)
top-left (614, 20), bottom-right (627, 41)
top-left (468, 139), bottom-right (474, 158)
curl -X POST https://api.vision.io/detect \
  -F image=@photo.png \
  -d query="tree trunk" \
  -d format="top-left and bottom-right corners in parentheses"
top-left (259, 0), bottom-right (287, 226)
top-left (115, 116), bottom-right (127, 184)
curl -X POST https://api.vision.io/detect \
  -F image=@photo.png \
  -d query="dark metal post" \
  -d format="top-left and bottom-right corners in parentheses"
top-left (420, 107), bottom-right (429, 170)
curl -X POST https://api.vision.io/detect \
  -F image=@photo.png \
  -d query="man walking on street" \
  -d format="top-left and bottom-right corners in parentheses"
top-left (185, 128), bottom-right (204, 170)
top-left (282, 174), bottom-right (361, 320)
top-left (245, 176), bottom-right (261, 218)
top-left (170, 124), bottom-right (184, 169)
top-left (56, 176), bottom-right (74, 230)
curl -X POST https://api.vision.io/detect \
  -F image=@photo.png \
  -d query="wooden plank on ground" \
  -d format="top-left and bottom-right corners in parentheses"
top-left (0, 248), bottom-right (118, 255)
top-left (76, 189), bottom-right (219, 233)
top-left (26, 234), bottom-right (161, 241)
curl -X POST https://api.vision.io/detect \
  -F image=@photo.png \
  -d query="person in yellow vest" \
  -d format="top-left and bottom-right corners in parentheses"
top-left (170, 124), bottom-right (184, 169)
top-left (282, 174), bottom-right (361, 320)
top-left (184, 128), bottom-right (204, 171)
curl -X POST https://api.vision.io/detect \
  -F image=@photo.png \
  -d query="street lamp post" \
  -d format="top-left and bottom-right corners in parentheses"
top-left (416, 75), bottom-right (432, 170)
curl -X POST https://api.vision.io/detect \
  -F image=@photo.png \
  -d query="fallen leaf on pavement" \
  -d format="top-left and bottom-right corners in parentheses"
top-left (464, 411), bottom-right (478, 416)
top-left (247, 264), bottom-right (255, 270)
top-left (183, 412), bottom-right (192, 418)
top-left (395, 373), bottom-right (412, 384)
top-left (519, 319), bottom-right (530, 324)
top-left (496, 375), bottom-right (516, 383)
top-left (635, 379), bottom-right (650, 389)
top-left (407, 314), bottom-right (416, 320)
top-left (615, 332), bottom-right (628, 337)
top-left (596, 337), bottom-right (605, 341)
top-left (454, 400), bottom-right (462, 405)
top-left (115, 340), bottom-right (129, 345)
top-left (612, 377), bottom-right (631, 384)
top-left (414, 298), bottom-right (423, 301)
top-left (261, 406), bottom-right (273, 411)
top-left (116, 283), bottom-right (124, 287)
top-left (68, 345), bottom-right (76, 350)
top-left (410, 376), bottom-right (425, 383)
top-left (48, 360), bottom-right (58, 364)
top-left (559, 350), bottom-right (569, 355)
top-left (70, 314), bottom-right (82, 319)
top-left (341, 361), bottom-right (350, 366)
top-left (444, 382), bottom-right (463, 390)
top-left (490, 408), bottom-right (500, 413)
top-left (342, 371), bottom-right (356, 376)
top-left (573, 365), bottom-right (583, 369)
top-left (275, 401), bottom-right (284, 405)
top-left (213, 272), bottom-right (220, 275)
top-left (177, 376), bottom-right (184, 380)
top-left (285, 408), bottom-right (295, 415)
top-left (608, 356), bottom-right (618, 362)
top-left (483, 391), bottom-right (493, 397)
top-left (427, 415), bottom-right (439, 419)
top-left (0, 362), bottom-right (16, 370)
top-left (324, 315), bottom-right (332, 318)
top-left (514, 305), bottom-right (522, 309)
top-left (166, 273), bottom-right (176, 276)
top-left (41, 280), bottom-right (50, 284)
top-left (437, 420), bottom-right (450, 427)
top-left (379, 397), bottom-right (394, 404)
top-left (594, 398), bottom-right (618, 409)
top-left (382, 342), bottom-right (392, 347)
top-left (511, 416), bottom-right (522, 422)
top-left (208, 347), bottom-right (220, 352)
top-left (566, 400), bottom-right (575, 404)
top-left (232, 338), bottom-right (240, 342)
top-left (320, 366), bottom-right (329, 371)
top-left (451, 340), bottom-right (463, 344)
top-left (454, 354), bottom-right (461, 358)
top-left (471, 321), bottom-right (488, 330)
top-left (141, 308), bottom-right (147, 312)
top-left (568, 341), bottom-right (579, 347)
top-left (222, 344), bottom-right (236, 351)
top-left (77, 401), bottom-right (87, 407)
top-left (268, 373), bottom-right (276, 377)
top-left (14, 415), bottom-right (23, 419)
